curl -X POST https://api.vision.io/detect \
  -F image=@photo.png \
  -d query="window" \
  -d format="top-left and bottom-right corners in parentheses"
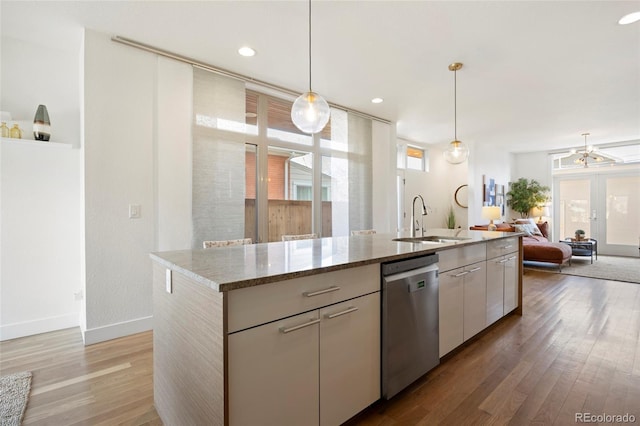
top-left (397, 142), bottom-right (428, 171)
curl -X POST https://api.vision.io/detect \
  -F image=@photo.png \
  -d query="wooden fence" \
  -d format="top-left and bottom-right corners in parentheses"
top-left (245, 199), bottom-right (332, 242)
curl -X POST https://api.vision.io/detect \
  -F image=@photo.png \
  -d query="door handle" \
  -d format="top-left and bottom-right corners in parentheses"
top-left (325, 306), bottom-right (358, 319)
top-left (280, 318), bottom-right (320, 334)
top-left (303, 286), bottom-right (340, 297)
top-left (467, 267), bottom-right (482, 273)
top-left (452, 271), bottom-right (469, 277)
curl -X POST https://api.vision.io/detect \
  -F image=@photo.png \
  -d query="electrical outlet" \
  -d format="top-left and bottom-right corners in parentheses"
top-left (129, 204), bottom-right (141, 219)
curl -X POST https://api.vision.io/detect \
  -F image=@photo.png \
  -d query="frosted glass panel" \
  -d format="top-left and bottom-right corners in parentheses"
top-left (559, 179), bottom-right (591, 239)
top-left (348, 113), bottom-right (373, 232)
top-left (192, 68), bottom-right (246, 248)
top-left (605, 175), bottom-right (640, 245)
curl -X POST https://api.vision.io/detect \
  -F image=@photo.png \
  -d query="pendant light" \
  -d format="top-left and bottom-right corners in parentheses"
top-left (291, 0), bottom-right (330, 134)
top-left (444, 62), bottom-right (469, 164)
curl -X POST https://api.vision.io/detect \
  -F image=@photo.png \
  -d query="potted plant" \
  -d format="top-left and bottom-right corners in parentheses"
top-left (574, 229), bottom-right (586, 241)
top-left (445, 205), bottom-right (456, 229)
top-left (506, 178), bottom-right (550, 218)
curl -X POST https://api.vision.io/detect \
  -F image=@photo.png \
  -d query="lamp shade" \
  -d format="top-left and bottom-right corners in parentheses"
top-left (482, 206), bottom-right (501, 221)
top-left (530, 206), bottom-right (550, 222)
top-left (291, 91), bottom-right (330, 134)
top-left (443, 140), bottom-right (469, 164)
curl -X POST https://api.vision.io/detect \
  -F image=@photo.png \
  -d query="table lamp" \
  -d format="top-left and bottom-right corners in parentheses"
top-left (482, 206), bottom-right (501, 231)
top-left (530, 206), bottom-right (550, 223)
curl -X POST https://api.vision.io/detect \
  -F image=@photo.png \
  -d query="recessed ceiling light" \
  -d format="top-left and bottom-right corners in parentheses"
top-left (619, 11), bottom-right (640, 25)
top-left (238, 46), bottom-right (256, 57)
top-left (371, 98), bottom-right (383, 104)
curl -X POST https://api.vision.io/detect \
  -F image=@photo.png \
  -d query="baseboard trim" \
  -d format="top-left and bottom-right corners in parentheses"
top-left (82, 316), bottom-right (153, 345)
top-left (0, 313), bottom-right (80, 341)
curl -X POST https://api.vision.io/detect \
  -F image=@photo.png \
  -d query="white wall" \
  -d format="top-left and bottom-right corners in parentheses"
top-left (467, 141), bottom-right (512, 225)
top-left (400, 143), bottom-right (468, 232)
top-left (82, 30), bottom-right (156, 344)
top-left (0, 36), bottom-right (83, 341)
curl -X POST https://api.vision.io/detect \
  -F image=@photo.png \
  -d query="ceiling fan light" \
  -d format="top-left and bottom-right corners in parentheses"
top-left (291, 91), bottom-right (330, 134)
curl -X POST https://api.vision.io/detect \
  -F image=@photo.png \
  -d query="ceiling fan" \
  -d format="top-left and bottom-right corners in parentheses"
top-left (574, 133), bottom-right (603, 168)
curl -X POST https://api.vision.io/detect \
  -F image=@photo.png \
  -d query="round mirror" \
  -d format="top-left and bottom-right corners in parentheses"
top-left (454, 184), bottom-right (468, 208)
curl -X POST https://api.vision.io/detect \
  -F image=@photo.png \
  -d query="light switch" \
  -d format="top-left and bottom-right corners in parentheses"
top-left (129, 204), bottom-right (141, 219)
top-left (166, 269), bottom-right (172, 294)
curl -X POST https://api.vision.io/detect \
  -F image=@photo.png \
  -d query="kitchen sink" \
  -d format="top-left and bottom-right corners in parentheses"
top-left (392, 235), bottom-right (471, 244)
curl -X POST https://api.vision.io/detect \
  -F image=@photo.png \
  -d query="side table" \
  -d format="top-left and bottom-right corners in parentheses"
top-left (560, 238), bottom-right (598, 264)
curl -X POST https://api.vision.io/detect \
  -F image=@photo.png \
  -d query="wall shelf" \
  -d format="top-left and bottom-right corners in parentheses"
top-left (1, 137), bottom-right (72, 149)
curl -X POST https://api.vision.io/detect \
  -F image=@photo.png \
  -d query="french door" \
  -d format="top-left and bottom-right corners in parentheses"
top-left (555, 171), bottom-right (640, 256)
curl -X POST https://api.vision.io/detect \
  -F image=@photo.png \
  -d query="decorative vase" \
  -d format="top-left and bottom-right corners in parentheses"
top-left (33, 104), bottom-right (51, 141)
top-left (9, 124), bottom-right (23, 139)
top-left (0, 122), bottom-right (9, 138)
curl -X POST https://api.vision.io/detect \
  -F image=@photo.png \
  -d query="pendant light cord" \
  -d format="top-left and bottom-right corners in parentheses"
top-left (453, 69), bottom-right (457, 140)
top-left (308, 0), bottom-right (312, 93)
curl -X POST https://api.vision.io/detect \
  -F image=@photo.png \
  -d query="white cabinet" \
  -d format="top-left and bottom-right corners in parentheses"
top-left (227, 267), bottom-right (380, 426)
top-left (486, 258), bottom-right (505, 326)
top-left (438, 255), bottom-right (487, 357)
top-left (320, 293), bottom-right (380, 426)
top-left (486, 243), bottom-right (519, 326)
top-left (503, 253), bottom-right (519, 314)
top-left (228, 311), bottom-right (320, 426)
top-left (438, 267), bottom-right (464, 357)
top-left (463, 262), bottom-right (487, 340)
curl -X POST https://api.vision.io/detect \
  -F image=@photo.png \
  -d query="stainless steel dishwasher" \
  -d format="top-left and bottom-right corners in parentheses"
top-left (382, 253), bottom-right (439, 399)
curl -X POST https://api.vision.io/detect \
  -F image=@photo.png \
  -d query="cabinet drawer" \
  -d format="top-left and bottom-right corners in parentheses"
top-left (486, 237), bottom-right (519, 259)
top-left (227, 264), bottom-right (380, 333)
top-left (438, 243), bottom-right (486, 272)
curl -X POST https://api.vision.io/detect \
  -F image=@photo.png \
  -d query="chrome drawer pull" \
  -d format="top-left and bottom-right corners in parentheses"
top-left (467, 267), bottom-right (482, 273)
top-left (453, 271), bottom-right (469, 277)
top-left (280, 319), bottom-right (321, 334)
top-left (303, 286), bottom-right (340, 297)
top-left (325, 306), bottom-right (358, 319)
top-left (498, 258), bottom-right (510, 264)
top-left (501, 245), bottom-right (513, 249)
top-left (508, 256), bottom-right (517, 261)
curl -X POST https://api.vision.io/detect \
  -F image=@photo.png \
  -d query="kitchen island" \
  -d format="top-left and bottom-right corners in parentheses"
top-left (150, 229), bottom-right (523, 426)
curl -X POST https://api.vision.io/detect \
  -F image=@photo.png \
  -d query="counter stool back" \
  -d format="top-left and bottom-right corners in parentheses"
top-left (351, 229), bottom-right (376, 236)
top-left (203, 238), bottom-right (252, 249)
top-left (281, 233), bottom-right (318, 241)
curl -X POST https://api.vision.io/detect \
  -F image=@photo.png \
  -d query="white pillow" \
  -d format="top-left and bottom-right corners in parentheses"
top-left (514, 223), bottom-right (543, 237)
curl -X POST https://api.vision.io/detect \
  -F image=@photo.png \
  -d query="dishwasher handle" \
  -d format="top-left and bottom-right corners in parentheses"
top-left (383, 263), bottom-right (438, 283)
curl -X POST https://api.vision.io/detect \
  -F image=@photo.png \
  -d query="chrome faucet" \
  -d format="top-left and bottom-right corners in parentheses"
top-left (411, 195), bottom-right (428, 237)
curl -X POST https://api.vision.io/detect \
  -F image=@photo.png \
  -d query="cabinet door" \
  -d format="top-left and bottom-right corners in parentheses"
top-left (503, 253), bottom-right (519, 314)
top-left (486, 257), bottom-right (505, 326)
top-left (320, 293), bottom-right (380, 426)
top-left (463, 262), bottom-right (487, 341)
top-left (228, 311), bottom-right (320, 426)
top-left (439, 267), bottom-right (464, 357)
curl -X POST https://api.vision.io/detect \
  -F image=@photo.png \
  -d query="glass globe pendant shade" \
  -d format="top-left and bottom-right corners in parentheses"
top-left (291, 91), bottom-right (331, 134)
top-left (443, 140), bottom-right (469, 164)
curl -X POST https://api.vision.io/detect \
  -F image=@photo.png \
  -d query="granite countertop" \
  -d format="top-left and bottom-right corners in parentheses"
top-left (150, 228), bottom-right (522, 292)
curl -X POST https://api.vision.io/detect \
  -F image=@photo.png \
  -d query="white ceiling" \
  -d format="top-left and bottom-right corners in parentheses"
top-left (2, 0), bottom-right (640, 153)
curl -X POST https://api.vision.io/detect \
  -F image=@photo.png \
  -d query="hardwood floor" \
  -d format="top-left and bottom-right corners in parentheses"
top-left (1, 270), bottom-right (639, 425)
